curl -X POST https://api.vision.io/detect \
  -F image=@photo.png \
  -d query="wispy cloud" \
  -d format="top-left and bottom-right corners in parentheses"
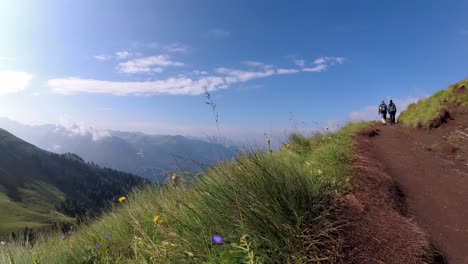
top-left (49, 56), bottom-right (345, 96)
top-left (207, 29), bottom-right (231, 38)
top-left (47, 76), bottom-right (227, 96)
top-left (303, 64), bottom-right (328, 72)
top-left (303, 57), bottom-right (344, 72)
top-left (314, 56), bottom-right (345, 65)
top-left (242, 61), bottom-right (274, 69)
top-left (162, 42), bottom-right (189, 53)
top-left (0, 71), bottom-right (34, 94)
top-left (216, 67), bottom-right (276, 83)
top-left (294, 59), bottom-right (305, 67)
top-left (277, 68), bottom-right (299, 75)
top-left (192, 70), bottom-right (208, 75)
top-left (115, 50), bottom-right (132, 59)
top-left (117, 55), bottom-right (184, 74)
top-left (94, 54), bottom-right (113, 61)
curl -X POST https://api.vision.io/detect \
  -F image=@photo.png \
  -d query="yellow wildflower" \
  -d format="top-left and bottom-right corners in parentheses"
top-left (153, 215), bottom-right (163, 224)
top-left (118, 196), bottom-right (126, 203)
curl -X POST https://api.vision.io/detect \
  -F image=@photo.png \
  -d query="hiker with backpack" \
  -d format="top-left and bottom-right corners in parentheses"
top-left (378, 100), bottom-right (388, 124)
top-left (388, 100), bottom-right (397, 125)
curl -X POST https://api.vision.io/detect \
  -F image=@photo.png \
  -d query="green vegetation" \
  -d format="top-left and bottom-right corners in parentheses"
top-left (0, 123), bottom-right (370, 263)
top-left (0, 129), bottom-right (144, 238)
top-left (399, 79), bottom-right (468, 128)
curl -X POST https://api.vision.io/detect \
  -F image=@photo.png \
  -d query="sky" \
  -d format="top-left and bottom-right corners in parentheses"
top-left (1, 0), bottom-right (468, 141)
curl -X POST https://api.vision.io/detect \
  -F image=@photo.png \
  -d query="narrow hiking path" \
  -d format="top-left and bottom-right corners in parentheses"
top-left (372, 125), bottom-right (468, 264)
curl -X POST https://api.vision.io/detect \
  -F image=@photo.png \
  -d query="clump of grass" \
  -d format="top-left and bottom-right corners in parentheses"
top-left (399, 79), bottom-right (468, 128)
top-left (0, 123), bottom-right (369, 263)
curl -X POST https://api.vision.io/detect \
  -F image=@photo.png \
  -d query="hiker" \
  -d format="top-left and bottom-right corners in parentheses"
top-left (378, 100), bottom-right (388, 124)
top-left (388, 100), bottom-right (397, 124)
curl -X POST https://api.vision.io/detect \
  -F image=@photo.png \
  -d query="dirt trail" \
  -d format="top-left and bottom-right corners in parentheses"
top-left (372, 125), bottom-right (468, 264)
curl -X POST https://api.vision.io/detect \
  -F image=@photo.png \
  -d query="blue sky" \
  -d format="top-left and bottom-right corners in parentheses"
top-left (1, 0), bottom-right (468, 140)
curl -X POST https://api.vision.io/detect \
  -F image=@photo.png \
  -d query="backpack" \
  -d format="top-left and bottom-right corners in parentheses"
top-left (388, 103), bottom-right (396, 112)
top-left (379, 104), bottom-right (387, 112)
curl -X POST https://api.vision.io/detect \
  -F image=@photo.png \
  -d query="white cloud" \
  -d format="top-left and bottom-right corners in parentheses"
top-left (58, 116), bottom-right (111, 141)
top-left (303, 64), bottom-right (328, 72)
top-left (49, 55), bottom-right (345, 96)
top-left (294, 59), bottom-right (305, 67)
top-left (115, 50), bottom-right (132, 59)
top-left (313, 57), bottom-right (345, 65)
top-left (242, 61), bottom-right (274, 69)
top-left (117, 55), bottom-right (184, 74)
top-left (0, 71), bottom-right (34, 94)
top-left (94, 54), bottom-right (112, 61)
top-left (48, 66), bottom-right (286, 96)
top-left (48, 76), bottom-right (227, 96)
top-left (208, 29), bottom-right (231, 38)
top-left (313, 58), bottom-right (326, 64)
top-left (192, 70), bottom-right (208, 75)
top-left (277, 68), bottom-right (299, 74)
top-left (216, 67), bottom-right (276, 83)
top-left (163, 43), bottom-right (189, 53)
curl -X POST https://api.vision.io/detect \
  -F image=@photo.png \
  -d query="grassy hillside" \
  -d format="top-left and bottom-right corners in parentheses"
top-left (0, 128), bottom-right (144, 238)
top-left (399, 79), bottom-right (468, 128)
top-left (0, 123), bottom-right (370, 263)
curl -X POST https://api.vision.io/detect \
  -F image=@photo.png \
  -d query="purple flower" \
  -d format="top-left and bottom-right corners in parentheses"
top-left (95, 243), bottom-right (100, 249)
top-left (105, 234), bottom-right (110, 240)
top-left (212, 234), bottom-right (224, 245)
top-left (61, 235), bottom-right (66, 240)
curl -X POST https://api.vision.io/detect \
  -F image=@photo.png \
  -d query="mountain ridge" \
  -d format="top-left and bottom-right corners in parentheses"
top-left (0, 118), bottom-right (238, 182)
top-left (0, 128), bottom-right (144, 237)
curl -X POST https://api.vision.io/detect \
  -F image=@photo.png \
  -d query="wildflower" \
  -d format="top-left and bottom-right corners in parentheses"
top-left (61, 234), bottom-right (66, 240)
top-left (153, 215), bottom-right (164, 224)
top-left (95, 243), bottom-right (100, 249)
top-left (212, 234), bottom-right (224, 245)
top-left (105, 234), bottom-right (110, 240)
top-left (171, 173), bottom-right (179, 187)
top-left (0, 241), bottom-right (5, 246)
top-left (118, 196), bottom-right (126, 203)
top-left (317, 169), bottom-right (323, 175)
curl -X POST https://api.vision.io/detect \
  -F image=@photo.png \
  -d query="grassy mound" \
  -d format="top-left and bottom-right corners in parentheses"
top-left (0, 123), bottom-right (369, 264)
top-left (399, 79), bottom-right (468, 128)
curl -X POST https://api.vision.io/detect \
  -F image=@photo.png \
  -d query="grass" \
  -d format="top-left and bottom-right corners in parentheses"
top-left (0, 192), bottom-right (72, 237)
top-left (398, 79), bottom-right (468, 128)
top-left (0, 123), bottom-right (370, 264)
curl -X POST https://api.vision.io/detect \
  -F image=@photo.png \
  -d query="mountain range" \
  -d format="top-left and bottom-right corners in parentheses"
top-left (0, 128), bottom-right (144, 237)
top-left (0, 118), bottom-right (238, 182)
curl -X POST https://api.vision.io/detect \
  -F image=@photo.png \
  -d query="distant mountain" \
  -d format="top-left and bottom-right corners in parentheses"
top-left (0, 128), bottom-right (144, 237)
top-left (0, 118), bottom-right (238, 182)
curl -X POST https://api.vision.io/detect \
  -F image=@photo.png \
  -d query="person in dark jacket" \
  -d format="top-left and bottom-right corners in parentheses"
top-left (378, 100), bottom-right (388, 124)
top-left (388, 100), bottom-right (397, 124)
